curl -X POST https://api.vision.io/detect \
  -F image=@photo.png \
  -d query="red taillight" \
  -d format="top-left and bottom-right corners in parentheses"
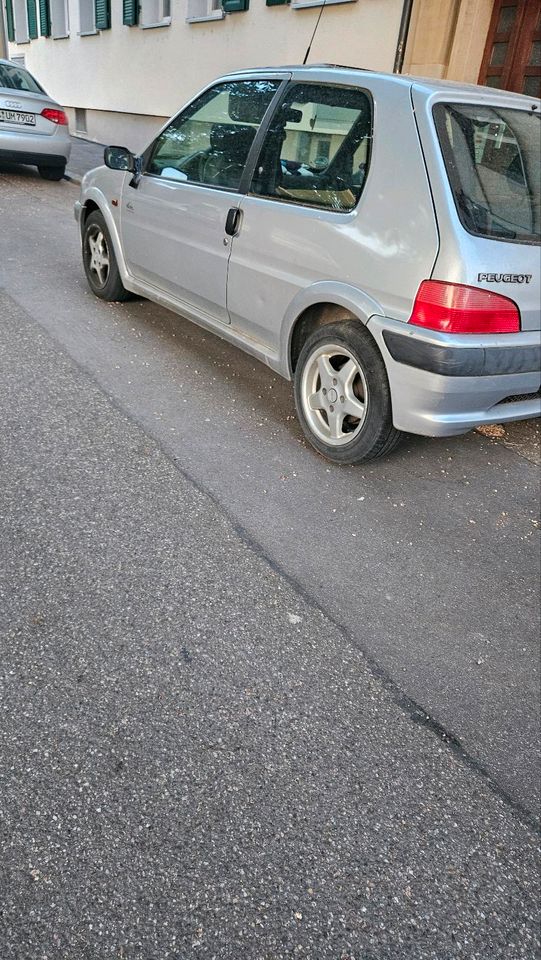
top-left (409, 280), bottom-right (520, 334)
top-left (40, 108), bottom-right (68, 126)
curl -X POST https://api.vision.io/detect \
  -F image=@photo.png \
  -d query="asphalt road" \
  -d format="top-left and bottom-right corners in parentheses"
top-left (0, 165), bottom-right (540, 958)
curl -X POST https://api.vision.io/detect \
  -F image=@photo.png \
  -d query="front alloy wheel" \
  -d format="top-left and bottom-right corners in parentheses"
top-left (294, 320), bottom-right (402, 464)
top-left (87, 224), bottom-right (110, 290)
top-left (82, 210), bottom-right (130, 302)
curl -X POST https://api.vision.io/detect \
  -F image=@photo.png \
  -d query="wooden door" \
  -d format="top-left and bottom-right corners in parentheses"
top-left (479, 0), bottom-right (541, 97)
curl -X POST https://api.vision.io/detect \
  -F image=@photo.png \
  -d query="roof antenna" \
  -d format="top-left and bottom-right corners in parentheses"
top-left (303, 0), bottom-right (328, 65)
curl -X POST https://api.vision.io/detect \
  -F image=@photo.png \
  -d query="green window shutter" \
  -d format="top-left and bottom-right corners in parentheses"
top-left (38, 0), bottom-right (50, 35)
top-left (5, 0), bottom-right (15, 41)
top-left (222, 0), bottom-right (248, 10)
top-left (123, 0), bottom-right (138, 24)
top-left (95, 0), bottom-right (110, 29)
top-left (26, 0), bottom-right (38, 37)
top-left (266, 0), bottom-right (287, 6)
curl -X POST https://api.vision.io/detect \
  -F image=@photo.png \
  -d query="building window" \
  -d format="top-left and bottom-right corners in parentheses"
top-left (291, 0), bottom-right (355, 7)
top-left (12, 0), bottom-right (28, 42)
top-left (11, 0), bottom-right (38, 42)
top-left (4, 0), bottom-right (39, 44)
top-left (140, 0), bottom-right (171, 27)
top-left (479, 0), bottom-right (541, 97)
top-left (221, 0), bottom-right (248, 11)
top-left (39, 0), bottom-right (51, 36)
top-left (50, 0), bottom-right (69, 36)
top-left (123, 0), bottom-right (137, 24)
top-left (185, 0), bottom-right (224, 22)
top-left (94, 0), bottom-right (111, 28)
top-left (78, 0), bottom-right (95, 32)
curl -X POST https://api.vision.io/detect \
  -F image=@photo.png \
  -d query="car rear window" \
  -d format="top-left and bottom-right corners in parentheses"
top-left (0, 63), bottom-right (45, 95)
top-left (433, 103), bottom-right (541, 244)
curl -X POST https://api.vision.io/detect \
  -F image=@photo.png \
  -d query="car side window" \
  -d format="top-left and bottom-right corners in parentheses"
top-left (146, 80), bottom-right (280, 191)
top-left (250, 83), bottom-right (373, 212)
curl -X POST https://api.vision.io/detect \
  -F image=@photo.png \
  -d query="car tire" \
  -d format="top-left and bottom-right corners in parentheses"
top-left (38, 165), bottom-right (66, 181)
top-left (294, 320), bottom-right (402, 464)
top-left (82, 210), bottom-right (131, 302)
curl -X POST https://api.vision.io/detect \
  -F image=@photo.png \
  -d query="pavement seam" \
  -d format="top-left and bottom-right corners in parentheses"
top-left (5, 287), bottom-right (540, 838)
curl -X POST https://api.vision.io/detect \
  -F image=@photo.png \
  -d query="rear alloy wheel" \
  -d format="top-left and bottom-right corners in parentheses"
top-left (82, 210), bottom-right (130, 301)
top-left (294, 320), bottom-right (402, 464)
top-left (38, 165), bottom-right (66, 181)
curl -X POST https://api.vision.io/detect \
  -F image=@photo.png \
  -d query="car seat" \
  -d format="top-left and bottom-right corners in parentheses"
top-left (202, 123), bottom-right (257, 189)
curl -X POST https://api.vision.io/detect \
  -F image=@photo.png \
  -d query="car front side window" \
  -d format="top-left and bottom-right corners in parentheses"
top-left (146, 79), bottom-right (280, 191)
top-left (250, 82), bottom-right (373, 212)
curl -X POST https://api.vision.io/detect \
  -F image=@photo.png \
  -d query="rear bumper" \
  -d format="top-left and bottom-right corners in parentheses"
top-left (368, 316), bottom-right (541, 437)
top-left (0, 127), bottom-right (71, 166)
top-left (0, 148), bottom-right (68, 168)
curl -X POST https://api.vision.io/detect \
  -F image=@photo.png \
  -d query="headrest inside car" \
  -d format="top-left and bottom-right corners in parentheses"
top-left (229, 91), bottom-right (270, 124)
top-left (209, 124), bottom-right (256, 155)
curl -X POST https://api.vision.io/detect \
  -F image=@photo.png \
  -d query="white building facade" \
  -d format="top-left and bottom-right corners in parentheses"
top-left (4, 0), bottom-right (538, 150)
top-left (4, 0), bottom-right (406, 148)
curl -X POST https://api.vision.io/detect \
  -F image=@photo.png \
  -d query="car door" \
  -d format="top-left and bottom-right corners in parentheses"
top-left (120, 78), bottom-right (281, 325)
top-left (225, 80), bottom-right (376, 348)
top-left (226, 76), bottom-right (440, 353)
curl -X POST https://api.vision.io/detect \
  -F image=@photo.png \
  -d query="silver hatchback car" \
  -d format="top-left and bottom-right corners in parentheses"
top-left (75, 66), bottom-right (541, 463)
top-left (0, 58), bottom-right (70, 180)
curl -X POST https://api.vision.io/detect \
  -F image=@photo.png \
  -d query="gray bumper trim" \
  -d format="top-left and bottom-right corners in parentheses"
top-left (382, 330), bottom-right (541, 377)
top-left (0, 149), bottom-right (67, 168)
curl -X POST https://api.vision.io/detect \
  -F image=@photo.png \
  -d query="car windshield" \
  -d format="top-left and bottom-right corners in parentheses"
top-left (433, 102), bottom-right (541, 244)
top-left (0, 62), bottom-right (45, 94)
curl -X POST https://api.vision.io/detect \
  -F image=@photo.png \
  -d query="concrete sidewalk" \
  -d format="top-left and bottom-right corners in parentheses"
top-left (66, 135), bottom-right (107, 183)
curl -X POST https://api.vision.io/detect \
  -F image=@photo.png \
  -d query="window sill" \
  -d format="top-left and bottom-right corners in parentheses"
top-left (52, 33), bottom-right (70, 38)
top-left (291, 0), bottom-right (355, 7)
top-left (78, 29), bottom-right (99, 35)
top-left (186, 9), bottom-right (225, 21)
top-left (141, 17), bottom-right (172, 27)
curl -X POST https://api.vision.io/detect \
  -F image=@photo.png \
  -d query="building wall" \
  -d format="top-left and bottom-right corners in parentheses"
top-left (445, 0), bottom-right (494, 83)
top-left (63, 107), bottom-right (166, 151)
top-left (403, 0), bottom-right (494, 83)
top-left (8, 0), bottom-right (404, 147)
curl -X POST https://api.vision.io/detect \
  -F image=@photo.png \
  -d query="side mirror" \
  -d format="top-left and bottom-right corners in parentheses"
top-left (104, 146), bottom-right (135, 172)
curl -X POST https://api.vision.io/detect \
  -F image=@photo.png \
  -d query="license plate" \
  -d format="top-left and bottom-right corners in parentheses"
top-left (0, 109), bottom-right (36, 126)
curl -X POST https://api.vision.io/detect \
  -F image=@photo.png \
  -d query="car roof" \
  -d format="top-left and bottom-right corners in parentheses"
top-left (221, 63), bottom-right (540, 105)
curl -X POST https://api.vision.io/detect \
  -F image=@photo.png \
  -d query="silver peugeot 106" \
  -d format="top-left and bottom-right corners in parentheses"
top-left (0, 58), bottom-right (70, 180)
top-left (75, 65), bottom-right (541, 463)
